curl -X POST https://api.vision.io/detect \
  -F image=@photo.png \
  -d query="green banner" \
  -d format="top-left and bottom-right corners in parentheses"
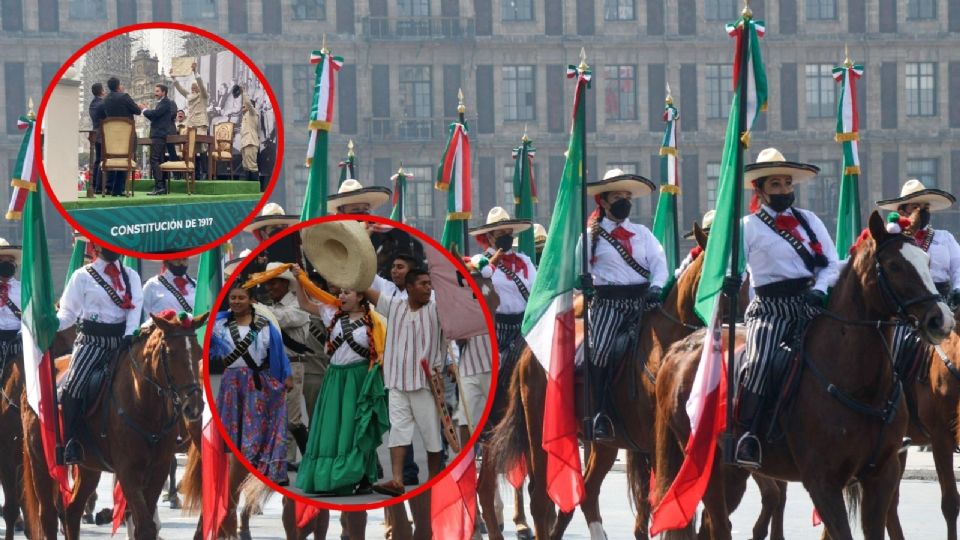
top-left (70, 200), bottom-right (257, 253)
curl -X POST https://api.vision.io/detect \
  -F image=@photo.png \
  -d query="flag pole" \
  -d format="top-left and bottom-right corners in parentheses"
top-left (576, 48), bottom-right (594, 438)
top-left (347, 139), bottom-right (355, 178)
top-left (722, 0), bottom-right (752, 465)
top-left (458, 88), bottom-right (469, 254)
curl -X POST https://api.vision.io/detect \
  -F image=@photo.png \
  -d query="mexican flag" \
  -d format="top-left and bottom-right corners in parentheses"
top-left (652, 93), bottom-right (681, 283)
top-left (832, 60), bottom-right (864, 257)
top-left (390, 168), bottom-right (409, 223)
top-left (302, 49), bottom-right (343, 221)
top-left (437, 121), bottom-right (472, 254)
top-left (201, 388), bottom-right (229, 539)
top-left (519, 60), bottom-right (591, 513)
top-left (512, 136), bottom-right (537, 259)
top-left (430, 446), bottom-right (478, 539)
top-left (192, 246), bottom-right (221, 337)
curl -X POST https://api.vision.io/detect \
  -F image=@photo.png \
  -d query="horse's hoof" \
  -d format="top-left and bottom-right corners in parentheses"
top-left (15, 516), bottom-right (24, 531)
top-left (82, 513), bottom-right (94, 524)
top-left (516, 529), bottom-right (534, 540)
top-left (239, 530), bottom-right (253, 540)
top-left (169, 496), bottom-right (181, 510)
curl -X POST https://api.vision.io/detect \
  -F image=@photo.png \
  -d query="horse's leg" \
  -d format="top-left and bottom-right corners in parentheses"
top-left (64, 469), bottom-right (101, 540)
top-left (858, 457), bottom-right (902, 540)
top-left (931, 434), bottom-right (960, 540)
top-left (522, 375), bottom-right (555, 538)
top-left (115, 462), bottom-right (162, 540)
top-left (139, 460), bottom-right (172, 540)
top-left (0, 442), bottom-right (19, 540)
top-left (311, 510), bottom-right (330, 540)
top-left (699, 464), bottom-right (747, 540)
top-left (221, 458), bottom-right (247, 538)
top-left (20, 409), bottom-right (57, 540)
top-left (749, 476), bottom-right (784, 540)
top-left (342, 510), bottom-right (367, 540)
top-left (476, 454), bottom-right (503, 540)
top-left (553, 443), bottom-right (616, 540)
top-left (513, 485), bottom-right (532, 538)
top-left (626, 451), bottom-right (651, 540)
top-left (884, 449), bottom-right (908, 540)
top-left (802, 479), bottom-right (854, 540)
top-left (770, 480), bottom-right (787, 540)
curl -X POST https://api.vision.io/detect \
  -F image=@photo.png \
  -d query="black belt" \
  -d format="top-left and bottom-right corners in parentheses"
top-left (595, 284), bottom-right (649, 300)
top-left (79, 319), bottom-right (126, 337)
top-left (495, 313), bottom-right (524, 325)
top-left (935, 281), bottom-right (951, 298)
top-left (755, 278), bottom-right (813, 298)
top-left (0, 329), bottom-right (19, 341)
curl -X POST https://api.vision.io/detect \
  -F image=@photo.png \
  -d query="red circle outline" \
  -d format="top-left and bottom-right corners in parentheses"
top-left (202, 214), bottom-right (501, 511)
top-left (35, 22), bottom-right (285, 260)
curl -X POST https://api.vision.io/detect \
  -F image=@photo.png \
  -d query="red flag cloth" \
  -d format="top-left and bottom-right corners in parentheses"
top-left (431, 447), bottom-right (477, 540)
top-left (506, 457), bottom-right (527, 490)
top-left (610, 226), bottom-right (634, 256)
top-left (111, 480), bottom-right (126, 536)
top-left (650, 302), bottom-right (727, 534)
top-left (201, 418), bottom-right (230, 540)
top-left (38, 352), bottom-right (73, 504)
top-left (295, 502), bottom-right (322, 529)
top-left (813, 508), bottom-right (822, 526)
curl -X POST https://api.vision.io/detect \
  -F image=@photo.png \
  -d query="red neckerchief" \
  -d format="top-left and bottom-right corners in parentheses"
top-left (103, 263), bottom-right (125, 291)
top-left (610, 225), bottom-right (634, 257)
top-left (774, 212), bottom-right (823, 256)
top-left (0, 282), bottom-right (9, 304)
top-left (173, 275), bottom-right (189, 295)
top-left (499, 252), bottom-right (529, 279)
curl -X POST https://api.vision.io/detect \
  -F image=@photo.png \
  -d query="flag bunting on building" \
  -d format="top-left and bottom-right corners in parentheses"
top-left (512, 135), bottom-right (537, 258)
top-left (832, 57), bottom-right (864, 257)
top-left (652, 90), bottom-right (681, 282)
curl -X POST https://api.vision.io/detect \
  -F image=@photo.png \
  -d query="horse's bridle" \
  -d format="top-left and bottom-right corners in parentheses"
top-left (873, 237), bottom-right (942, 329)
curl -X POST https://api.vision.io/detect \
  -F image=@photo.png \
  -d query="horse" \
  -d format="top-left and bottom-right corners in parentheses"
top-left (21, 312), bottom-right (208, 540)
top-left (654, 211), bottom-right (955, 540)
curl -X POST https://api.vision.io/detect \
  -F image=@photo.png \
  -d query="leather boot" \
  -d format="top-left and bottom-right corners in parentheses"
top-left (60, 394), bottom-right (84, 465)
top-left (734, 389), bottom-right (765, 469)
top-left (589, 362), bottom-right (613, 441)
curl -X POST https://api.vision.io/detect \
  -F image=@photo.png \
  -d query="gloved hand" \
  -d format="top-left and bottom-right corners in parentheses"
top-left (951, 289), bottom-right (960, 310)
top-left (121, 335), bottom-right (133, 350)
top-left (722, 275), bottom-right (742, 297)
top-left (804, 289), bottom-right (827, 308)
top-left (644, 286), bottom-right (663, 307)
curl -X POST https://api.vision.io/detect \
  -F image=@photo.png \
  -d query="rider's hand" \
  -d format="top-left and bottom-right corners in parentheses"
top-left (722, 275), bottom-right (742, 297)
top-left (804, 289), bottom-right (827, 308)
top-left (644, 286), bottom-right (663, 308)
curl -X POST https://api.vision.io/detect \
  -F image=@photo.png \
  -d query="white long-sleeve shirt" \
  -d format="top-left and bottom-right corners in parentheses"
top-left (586, 217), bottom-right (668, 287)
top-left (212, 317), bottom-right (271, 368)
top-left (142, 270), bottom-right (195, 315)
top-left (372, 274), bottom-right (406, 300)
top-left (270, 291), bottom-right (311, 357)
top-left (743, 205), bottom-right (840, 293)
top-left (173, 75), bottom-right (208, 129)
top-left (925, 228), bottom-right (960, 289)
top-left (313, 303), bottom-right (371, 366)
top-left (58, 260), bottom-right (143, 336)
top-left (0, 278), bottom-right (20, 331)
top-left (477, 248), bottom-right (536, 314)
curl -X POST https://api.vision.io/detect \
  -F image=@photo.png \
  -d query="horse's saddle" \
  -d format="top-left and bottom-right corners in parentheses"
top-left (55, 353), bottom-right (118, 420)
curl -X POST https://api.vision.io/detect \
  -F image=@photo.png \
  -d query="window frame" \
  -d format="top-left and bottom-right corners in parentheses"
top-left (907, 0), bottom-right (936, 20)
top-left (706, 64), bottom-right (733, 119)
top-left (905, 62), bottom-right (937, 117)
top-left (906, 158), bottom-right (939, 188)
top-left (292, 0), bottom-right (326, 20)
top-left (503, 65), bottom-right (536, 122)
top-left (603, 65), bottom-right (637, 121)
top-left (501, 0), bottom-right (534, 21)
top-left (68, 0), bottom-right (106, 19)
top-left (603, 0), bottom-right (634, 21)
top-left (181, 0), bottom-right (217, 19)
top-left (805, 0), bottom-right (837, 20)
top-left (805, 63), bottom-right (837, 119)
top-left (704, 0), bottom-right (738, 20)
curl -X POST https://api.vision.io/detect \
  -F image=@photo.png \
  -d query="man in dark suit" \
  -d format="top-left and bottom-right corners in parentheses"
top-left (142, 84), bottom-right (175, 195)
top-left (88, 83), bottom-right (105, 193)
top-left (102, 77), bottom-right (142, 196)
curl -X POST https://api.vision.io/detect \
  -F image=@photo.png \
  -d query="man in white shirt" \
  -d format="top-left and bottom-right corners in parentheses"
top-left (58, 243), bottom-right (143, 464)
top-left (142, 258), bottom-right (195, 316)
top-left (584, 170), bottom-right (666, 441)
top-left (172, 62), bottom-right (210, 178)
top-left (0, 240), bottom-right (22, 365)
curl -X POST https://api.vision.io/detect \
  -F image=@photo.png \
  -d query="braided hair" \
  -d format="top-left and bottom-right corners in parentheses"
top-left (588, 195), bottom-right (606, 264)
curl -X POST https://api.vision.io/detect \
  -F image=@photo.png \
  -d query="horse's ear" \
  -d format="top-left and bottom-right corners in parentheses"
top-left (868, 211), bottom-right (890, 243)
top-left (150, 314), bottom-right (174, 332)
top-left (693, 222), bottom-right (708, 249)
top-left (192, 312), bottom-right (210, 328)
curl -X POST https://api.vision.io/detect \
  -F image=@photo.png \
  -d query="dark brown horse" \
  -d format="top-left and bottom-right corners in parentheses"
top-left (654, 211), bottom-right (955, 540)
top-left (0, 350), bottom-right (25, 540)
top-left (22, 313), bottom-right (208, 540)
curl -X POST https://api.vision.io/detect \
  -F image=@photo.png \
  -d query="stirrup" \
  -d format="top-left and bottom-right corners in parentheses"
top-left (735, 432), bottom-right (761, 469)
top-left (591, 413), bottom-right (614, 441)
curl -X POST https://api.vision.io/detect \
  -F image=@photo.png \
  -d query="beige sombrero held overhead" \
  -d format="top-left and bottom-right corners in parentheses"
top-left (876, 179), bottom-right (956, 213)
top-left (243, 202), bottom-right (300, 233)
top-left (743, 147), bottom-right (819, 187)
top-left (327, 179), bottom-right (392, 213)
top-left (468, 207), bottom-right (532, 237)
top-left (683, 210), bottom-right (715, 240)
top-left (301, 220), bottom-right (377, 291)
top-left (586, 168), bottom-right (656, 198)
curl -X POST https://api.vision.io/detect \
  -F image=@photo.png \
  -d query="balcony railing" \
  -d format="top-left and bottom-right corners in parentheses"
top-left (365, 117), bottom-right (480, 141)
top-left (361, 17), bottom-right (475, 40)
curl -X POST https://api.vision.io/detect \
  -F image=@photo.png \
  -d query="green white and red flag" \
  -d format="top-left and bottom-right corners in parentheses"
top-left (302, 48), bottom-right (343, 220)
top-left (6, 116), bottom-right (37, 220)
top-left (390, 167), bottom-right (410, 223)
top-left (512, 136), bottom-right (537, 258)
top-left (519, 59), bottom-right (591, 514)
top-left (438, 120), bottom-right (472, 253)
top-left (832, 60), bottom-right (864, 256)
top-left (652, 89), bottom-right (681, 280)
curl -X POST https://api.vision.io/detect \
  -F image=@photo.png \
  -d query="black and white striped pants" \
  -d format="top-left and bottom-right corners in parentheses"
top-left (742, 295), bottom-right (819, 396)
top-left (61, 333), bottom-right (125, 401)
top-left (0, 333), bottom-right (22, 363)
top-left (495, 314), bottom-right (524, 386)
top-left (891, 323), bottom-right (928, 372)
top-left (589, 296), bottom-right (647, 369)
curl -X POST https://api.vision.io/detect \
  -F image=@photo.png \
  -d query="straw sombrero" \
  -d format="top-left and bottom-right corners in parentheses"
top-left (513, 222), bottom-right (548, 248)
top-left (327, 179), bottom-right (392, 214)
top-left (223, 248), bottom-right (251, 277)
top-left (876, 179), bottom-right (956, 213)
top-left (0, 239), bottom-right (22, 262)
top-left (683, 210), bottom-right (715, 240)
top-left (468, 207), bottom-right (532, 237)
top-left (743, 148), bottom-right (819, 187)
top-left (243, 202), bottom-right (300, 233)
top-left (586, 169), bottom-right (656, 198)
top-left (301, 220), bottom-right (377, 290)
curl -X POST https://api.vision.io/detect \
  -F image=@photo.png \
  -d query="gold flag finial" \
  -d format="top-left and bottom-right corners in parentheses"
top-left (457, 88), bottom-right (465, 114)
top-left (26, 98), bottom-right (35, 120)
top-left (347, 139), bottom-right (355, 157)
top-left (397, 161), bottom-right (405, 175)
top-left (665, 82), bottom-right (673, 105)
top-left (321, 34), bottom-right (329, 54)
top-left (741, 0), bottom-right (752, 19)
top-left (522, 124), bottom-right (530, 143)
top-left (578, 47), bottom-right (589, 71)
top-left (843, 43), bottom-right (853, 69)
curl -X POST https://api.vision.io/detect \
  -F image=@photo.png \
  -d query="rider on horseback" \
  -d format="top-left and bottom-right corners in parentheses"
top-left (57, 243), bottom-right (143, 465)
top-left (584, 169), bottom-right (665, 441)
top-left (729, 148), bottom-right (840, 469)
top-left (0, 240), bottom-right (22, 365)
top-left (142, 257), bottom-right (195, 316)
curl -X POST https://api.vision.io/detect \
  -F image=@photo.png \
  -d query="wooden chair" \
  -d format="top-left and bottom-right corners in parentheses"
top-left (160, 127), bottom-right (197, 194)
top-left (212, 121), bottom-right (236, 180)
top-left (99, 118), bottom-right (136, 197)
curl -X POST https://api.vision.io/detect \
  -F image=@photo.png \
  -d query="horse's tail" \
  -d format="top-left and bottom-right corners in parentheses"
top-left (844, 481), bottom-right (862, 524)
top-left (237, 473), bottom-right (275, 517)
top-left (180, 441), bottom-right (203, 514)
top-left (624, 450), bottom-right (650, 515)
top-left (487, 349), bottom-right (531, 478)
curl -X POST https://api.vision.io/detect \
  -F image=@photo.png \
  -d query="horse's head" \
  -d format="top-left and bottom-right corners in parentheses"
top-left (470, 267), bottom-right (500, 314)
top-left (145, 311), bottom-right (211, 423)
top-left (672, 222), bottom-right (709, 324)
top-left (849, 211), bottom-right (954, 344)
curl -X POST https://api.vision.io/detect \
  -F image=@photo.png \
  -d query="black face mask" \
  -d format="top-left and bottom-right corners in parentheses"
top-left (0, 262), bottom-right (16, 278)
top-left (168, 264), bottom-right (188, 277)
top-left (609, 198), bottom-right (632, 220)
top-left (494, 235), bottom-right (515, 251)
top-left (766, 192), bottom-right (795, 213)
top-left (99, 250), bottom-right (120, 263)
top-left (916, 208), bottom-right (932, 230)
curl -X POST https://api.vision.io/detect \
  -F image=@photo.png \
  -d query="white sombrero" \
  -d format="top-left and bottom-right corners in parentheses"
top-left (223, 248), bottom-right (252, 277)
top-left (0, 238), bottom-right (22, 262)
top-left (301, 220), bottom-right (377, 291)
top-left (743, 148), bottom-right (819, 187)
top-left (513, 222), bottom-right (548, 248)
top-left (468, 207), bottom-right (532, 237)
top-left (327, 179), bottom-right (392, 213)
top-left (586, 168), bottom-right (656, 198)
top-left (263, 261), bottom-right (297, 289)
top-left (683, 209), bottom-right (715, 240)
top-left (876, 179), bottom-right (956, 213)
top-left (243, 202), bottom-right (300, 233)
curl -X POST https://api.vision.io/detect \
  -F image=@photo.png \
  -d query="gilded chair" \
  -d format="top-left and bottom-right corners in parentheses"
top-left (99, 118), bottom-right (136, 197)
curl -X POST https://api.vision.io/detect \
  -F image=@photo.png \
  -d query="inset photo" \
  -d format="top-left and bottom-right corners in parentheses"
top-left (204, 216), bottom-right (498, 510)
top-left (38, 23), bottom-right (282, 256)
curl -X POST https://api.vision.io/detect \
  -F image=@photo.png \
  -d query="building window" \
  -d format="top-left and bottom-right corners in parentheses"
top-left (603, 0), bottom-right (633, 20)
top-left (502, 164), bottom-right (516, 203)
top-left (906, 158), bottom-right (938, 188)
top-left (294, 65), bottom-right (314, 122)
top-left (807, 161), bottom-right (839, 230)
top-left (293, 0), bottom-right (325, 19)
top-left (405, 166), bottom-right (434, 218)
top-left (906, 62), bottom-right (937, 117)
top-left (503, 66), bottom-right (535, 121)
top-left (704, 0), bottom-right (738, 20)
top-left (706, 162), bottom-right (720, 208)
top-left (805, 0), bottom-right (836, 20)
top-left (502, 0), bottom-right (533, 21)
top-left (706, 64), bottom-right (733, 119)
top-left (69, 0), bottom-right (105, 19)
top-left (290, 167), bottom-right (308, 210)
top-left (907, 0), bottom-right (936, 20)
top-left (805, 64), bottom-right (836, 119)
top-left (182, 0), bottom-right (217, 19)
top-left (603, 65), bottom-right (636, 121)
top-left (399, 66), bottom-right (433, 139)
top-left (398, 0), bottom-right (430, 16)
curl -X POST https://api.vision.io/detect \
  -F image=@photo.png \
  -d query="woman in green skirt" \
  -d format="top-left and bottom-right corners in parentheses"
top-left (291, 265), bottom-right (389, 495)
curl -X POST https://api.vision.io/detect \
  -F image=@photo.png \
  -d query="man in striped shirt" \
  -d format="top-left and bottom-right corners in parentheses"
top-left (366, 268), bottom-right (447, 499)
top-left (452, 334), bottom-right (492, 442)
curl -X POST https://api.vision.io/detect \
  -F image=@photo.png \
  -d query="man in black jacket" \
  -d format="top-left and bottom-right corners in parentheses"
top-left (142, 84), bottom-right (175, 195)
top-left (102, 77), bottom-right (142, 196)
top-left (88, 83), bottom-right (105, 193)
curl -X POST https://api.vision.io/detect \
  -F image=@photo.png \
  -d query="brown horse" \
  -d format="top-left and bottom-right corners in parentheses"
top-left (654, 211), bottom-right (954, 540)
top-left (21, 313), bottom-right (208, 540)
top-left (0, 350), bottom-right (25, 540)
